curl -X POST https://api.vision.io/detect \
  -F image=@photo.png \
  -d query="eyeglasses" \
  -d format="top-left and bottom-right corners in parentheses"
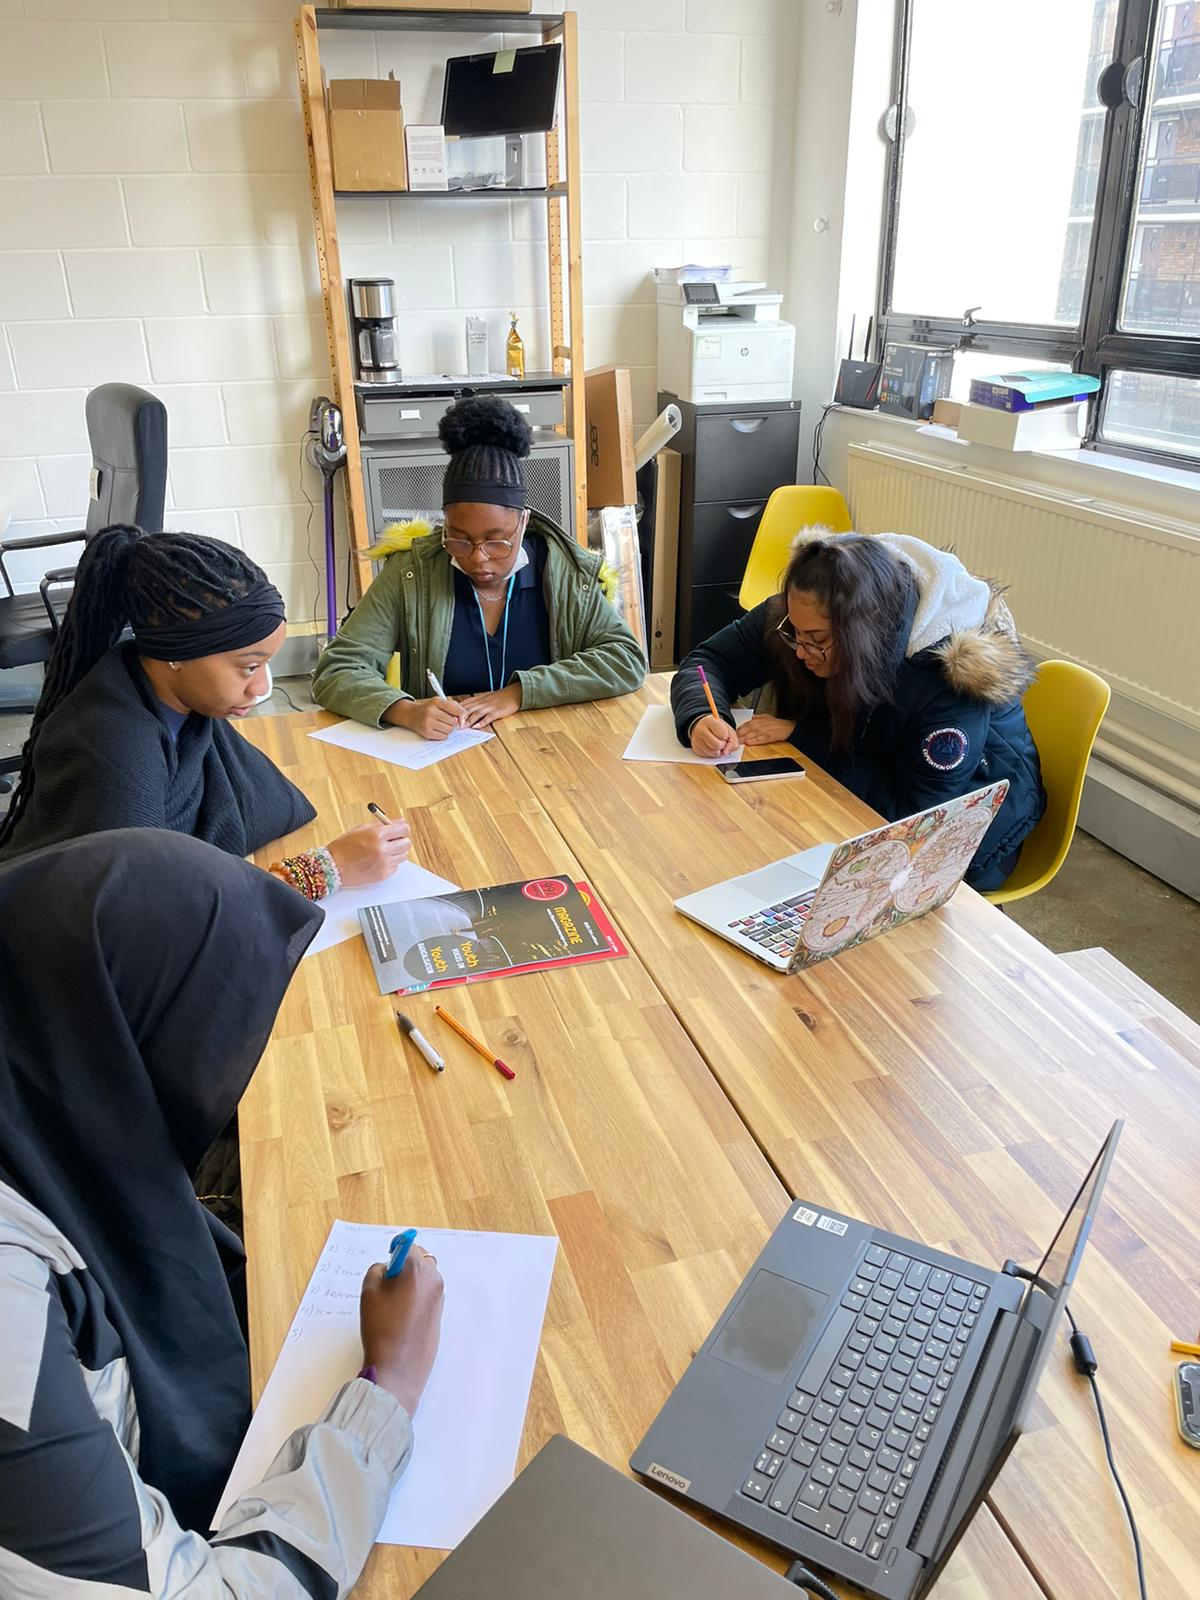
top-left (442, 513), bottom-right (527, 562)
top-left (443, 535), bottom-right (516, 560)
top-left (776, 618), bottom-right (832, 660)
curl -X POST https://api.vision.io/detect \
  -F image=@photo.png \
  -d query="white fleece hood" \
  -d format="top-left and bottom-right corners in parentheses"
top-left (871, 533), bottom-right (993, 656)
top-left (789, 528), bottom-right (1036, 706)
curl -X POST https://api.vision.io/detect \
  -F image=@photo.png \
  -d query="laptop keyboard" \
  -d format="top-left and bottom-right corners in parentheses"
top-left (728, 891), bottom-right (817, 957)
top-left (739, 1247), bottom-right (989, 1561)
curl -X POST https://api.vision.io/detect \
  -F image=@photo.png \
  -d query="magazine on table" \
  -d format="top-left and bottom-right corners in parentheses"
top-left (359, 875), bottom-right (627, 996)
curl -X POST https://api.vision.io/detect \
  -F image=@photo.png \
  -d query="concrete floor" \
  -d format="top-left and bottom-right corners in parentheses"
top-left (3, 676), bottom-right (1198, 1024)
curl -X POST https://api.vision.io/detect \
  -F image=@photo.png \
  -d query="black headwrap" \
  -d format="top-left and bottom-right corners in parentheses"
top-left (0, 830), bottom-right (321, 1529)
top-left (439, 394), bottom-right (532, 511)
top-left (133, 579), bottom-right (286, 662)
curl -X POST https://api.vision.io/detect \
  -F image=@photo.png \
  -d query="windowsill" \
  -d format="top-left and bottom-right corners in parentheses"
top-left (826, 404), bottom-right (1200, 508)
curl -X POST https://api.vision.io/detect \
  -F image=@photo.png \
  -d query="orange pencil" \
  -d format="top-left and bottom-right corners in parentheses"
top-left (696, 664), bottom-right (720, 722)
top-left (434, 1004), bottom-right (516, 1081)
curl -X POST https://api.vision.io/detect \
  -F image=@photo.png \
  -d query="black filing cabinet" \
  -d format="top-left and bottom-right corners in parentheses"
top-left (660, 392), bottom-right (802, 656)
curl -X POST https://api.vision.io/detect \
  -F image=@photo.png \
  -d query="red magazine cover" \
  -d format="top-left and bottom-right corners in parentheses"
top-left (358, 876), bottom-right (628, 997)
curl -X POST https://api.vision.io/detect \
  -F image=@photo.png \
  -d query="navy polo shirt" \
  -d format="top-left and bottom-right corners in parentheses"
top-left (441, 534), bottom-right (552, 696)
top-left (154, 698), bottom-right (190, 742)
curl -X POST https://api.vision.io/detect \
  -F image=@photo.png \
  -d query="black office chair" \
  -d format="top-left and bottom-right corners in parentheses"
top-left (0, 384), bottom-right (167, 780)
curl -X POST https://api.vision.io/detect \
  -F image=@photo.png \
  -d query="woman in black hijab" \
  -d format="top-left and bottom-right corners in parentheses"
top-left (0, 525), bottom-right (410, 900)
top-left (0, 830), bottom-right (443, 1596)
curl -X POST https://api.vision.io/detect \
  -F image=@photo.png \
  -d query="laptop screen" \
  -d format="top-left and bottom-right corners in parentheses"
top-left (1009, 1119), bottom-right (1123, 1430)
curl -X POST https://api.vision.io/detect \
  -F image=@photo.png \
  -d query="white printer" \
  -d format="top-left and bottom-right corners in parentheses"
top-left (657, 280), bottom-right (796, 404)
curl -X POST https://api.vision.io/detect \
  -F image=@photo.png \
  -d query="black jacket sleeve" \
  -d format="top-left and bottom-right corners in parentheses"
top-left (670, 601), bottom-right (776, 744)
top-left (865, 677), bottom-right (996, 821)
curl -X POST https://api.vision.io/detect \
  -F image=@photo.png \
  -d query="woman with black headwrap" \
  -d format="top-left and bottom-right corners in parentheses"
top-left (0, 830), bottom-right (444, 1597)
top-left (0, 525), bottom-right (411, 898)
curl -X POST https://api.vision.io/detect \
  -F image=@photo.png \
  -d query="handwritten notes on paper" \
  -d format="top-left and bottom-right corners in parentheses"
top-left (309, 717), bottom-right (494, 771)
top-left (622, 703), bottom-right (753, 765)
top-left (213, 1220), bottom-right (558, 1550)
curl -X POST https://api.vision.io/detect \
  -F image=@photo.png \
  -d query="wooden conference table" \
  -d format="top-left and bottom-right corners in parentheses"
top-left (240, 683), bottom-right (1199, 1600)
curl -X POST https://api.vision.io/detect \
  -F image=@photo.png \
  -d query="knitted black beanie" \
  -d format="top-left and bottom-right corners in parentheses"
top-left (439, 395), bottom-right (532, 511)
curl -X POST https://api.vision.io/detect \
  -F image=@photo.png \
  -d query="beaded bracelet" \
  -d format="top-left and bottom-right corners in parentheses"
top-left (311, 844), bottom-right (342, 896)
top-left (270, 845), bottom-right (342, 902)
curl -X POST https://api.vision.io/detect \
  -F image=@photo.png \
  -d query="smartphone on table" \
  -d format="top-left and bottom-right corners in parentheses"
top-left (717, 757), bottom-right (806, 784)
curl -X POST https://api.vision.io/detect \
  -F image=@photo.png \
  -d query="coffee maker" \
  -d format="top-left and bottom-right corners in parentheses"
top-left (349, 278), bottom-right (400, 384)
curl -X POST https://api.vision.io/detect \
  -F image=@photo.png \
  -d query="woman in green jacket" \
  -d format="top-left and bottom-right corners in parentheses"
top-left (312, 396), bottom-right (645, 737)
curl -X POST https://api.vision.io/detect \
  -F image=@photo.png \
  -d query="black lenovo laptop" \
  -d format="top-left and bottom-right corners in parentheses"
top-left (632, 1123), bottom-right (1122, 1600)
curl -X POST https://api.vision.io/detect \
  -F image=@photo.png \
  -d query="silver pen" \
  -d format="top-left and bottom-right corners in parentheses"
top-left (426, 667), bottom-right (464, 728)
top-left (395, 1011), bottom-right (445, 1073)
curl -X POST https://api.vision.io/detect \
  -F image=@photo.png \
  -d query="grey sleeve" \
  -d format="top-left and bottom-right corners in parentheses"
top-left (206, 1379), bottom-right (412, 1598)
top-left (0, 1247), bottom-right (412, 1600)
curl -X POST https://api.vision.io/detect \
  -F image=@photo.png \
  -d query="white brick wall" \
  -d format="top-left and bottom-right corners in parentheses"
top-left (0, 0), bottom-right (798, 624)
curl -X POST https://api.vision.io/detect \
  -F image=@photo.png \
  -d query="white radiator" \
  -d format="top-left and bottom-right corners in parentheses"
top-left (846, 442), bottom-right (1200, 810)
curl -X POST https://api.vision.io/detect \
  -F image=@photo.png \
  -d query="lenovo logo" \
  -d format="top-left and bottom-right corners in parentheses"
top-left (645, 1462), bottom-right (692, 1494)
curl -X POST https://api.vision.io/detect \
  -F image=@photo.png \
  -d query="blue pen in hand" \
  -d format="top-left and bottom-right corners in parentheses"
top-left (385, 1227), bottom-right (418, 1279)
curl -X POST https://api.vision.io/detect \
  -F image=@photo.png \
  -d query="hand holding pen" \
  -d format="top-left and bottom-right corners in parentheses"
top-left (690, 666), bottom-right (741, 759)
top-left (425, 668), bottom-right (466, 734)
top-left (360, 1233), bottom-right (444, 1419)
top-left (322, 803), bottom-right (411, 888)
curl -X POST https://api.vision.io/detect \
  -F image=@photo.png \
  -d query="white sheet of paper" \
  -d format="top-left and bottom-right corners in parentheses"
top-left (622, 702), bottom-right (753, 765)
top-left (213, 1220), bottom-right (558, 1549)
top-left (309, 718), bottom-right (495, 771)
top-left (303, 862), bottom-right (460, 959)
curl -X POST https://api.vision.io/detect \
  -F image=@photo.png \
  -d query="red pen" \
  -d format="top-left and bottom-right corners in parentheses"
top-left (434, 1004), bottom-right (516, 1080)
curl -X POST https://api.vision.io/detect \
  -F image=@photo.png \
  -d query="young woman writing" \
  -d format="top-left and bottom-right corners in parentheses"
top-left (0, 526), bottom-right (410, 897)
top-left (0, 829), bottom-right (444, 1597)
top-left (312, 395), bottom-right (645, 737)
top-left (672, 531), bottom-right (1045, 891)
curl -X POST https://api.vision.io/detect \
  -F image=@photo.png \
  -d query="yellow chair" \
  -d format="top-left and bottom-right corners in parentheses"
top-left (738, 485), bottom-right (853, 611)
top-left (985, 659), bottom-right (1110, 906)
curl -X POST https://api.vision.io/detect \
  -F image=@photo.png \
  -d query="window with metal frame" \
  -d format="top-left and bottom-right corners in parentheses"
top-left (878, 0), bottom-right (1200, 469)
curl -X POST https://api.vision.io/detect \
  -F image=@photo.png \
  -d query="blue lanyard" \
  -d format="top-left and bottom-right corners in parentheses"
top-left (473, 570), bottom-right (517, 692)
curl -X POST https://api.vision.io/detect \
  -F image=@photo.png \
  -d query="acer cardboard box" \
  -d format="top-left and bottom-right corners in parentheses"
top-left (328, 75), bottom-right (406, 192)
top-left (584, 365), bottom-right (636, 510)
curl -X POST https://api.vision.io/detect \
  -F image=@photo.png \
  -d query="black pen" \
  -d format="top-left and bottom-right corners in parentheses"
top-left (367, 801), bottom-right (391, 823)
top-left (395, 1011), bottom-right (445, 1073)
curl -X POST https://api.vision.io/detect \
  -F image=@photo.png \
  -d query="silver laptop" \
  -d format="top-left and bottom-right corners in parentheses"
top-left (413, 1434), bottom-right (796, 1599)
top-left (675, 783), bottom-right (1009, 972)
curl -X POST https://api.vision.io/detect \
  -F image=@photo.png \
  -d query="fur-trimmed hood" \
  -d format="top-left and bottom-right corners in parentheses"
top-left (929, 588), bottom-right (1038, 707)
top-left (791, 527), bottom-right (1038, 708)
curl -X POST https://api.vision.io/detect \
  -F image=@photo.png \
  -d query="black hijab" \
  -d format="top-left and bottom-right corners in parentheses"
top-left (0, 829), bottom-right (321, 1529)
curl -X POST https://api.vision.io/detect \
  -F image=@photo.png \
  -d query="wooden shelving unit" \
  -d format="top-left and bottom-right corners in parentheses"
top-left (295, 5), bottom-right (587, 599)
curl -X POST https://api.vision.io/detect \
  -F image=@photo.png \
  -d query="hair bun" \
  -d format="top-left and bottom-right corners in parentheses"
top-left (438, 394), bottom-right (532, 459)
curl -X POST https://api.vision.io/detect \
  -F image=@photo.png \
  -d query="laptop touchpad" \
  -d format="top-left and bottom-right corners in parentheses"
top-left (711, 1270), bottom-right (829, 1384)
top-left (736, 862), bottom-right (821, 902)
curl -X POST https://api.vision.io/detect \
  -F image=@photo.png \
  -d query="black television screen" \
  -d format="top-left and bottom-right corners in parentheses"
top-left (441, 42), bottom-right (562, 138)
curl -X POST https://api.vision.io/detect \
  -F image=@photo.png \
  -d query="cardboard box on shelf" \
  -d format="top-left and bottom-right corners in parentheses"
top-left (957, 399), bottom-right (1087, 452)
top-left (328, 75), bottom-right (406, 192)
top-left (584, 365), bottom-right (636, 510)
top-left (930, 398), bottom-right (962, 429)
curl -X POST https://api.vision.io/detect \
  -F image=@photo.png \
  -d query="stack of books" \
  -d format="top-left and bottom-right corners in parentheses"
top-left (956, 371), bottom-right (1101, 451)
